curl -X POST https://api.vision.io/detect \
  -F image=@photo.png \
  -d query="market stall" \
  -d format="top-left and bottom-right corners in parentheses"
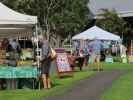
top-left (72, 26), bottom-right (121, 53)
top-left (72, 26), bottom-right (121, 65)
top-left (0, 2), bottom-right (38, 89)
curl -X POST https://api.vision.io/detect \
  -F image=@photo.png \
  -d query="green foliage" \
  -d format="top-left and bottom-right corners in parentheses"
top-left (1, 0), bottom-right (33, 14)
top-left (96, 9), bottom-right (131, 36)
top-left (49, 0), bottom-right (90, 37)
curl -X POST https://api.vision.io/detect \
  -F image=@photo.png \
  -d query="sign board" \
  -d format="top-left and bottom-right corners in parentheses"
top-left (105, 56), bottom-right (113, 63)
top-left (56, 53), bottom-right (72, 77)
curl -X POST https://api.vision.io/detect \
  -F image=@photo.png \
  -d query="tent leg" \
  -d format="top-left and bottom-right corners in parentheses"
top-left (35, 24), bottom-right (41, 90)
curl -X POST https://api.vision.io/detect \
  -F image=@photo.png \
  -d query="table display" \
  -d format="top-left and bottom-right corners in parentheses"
top-left (0, 66), bottom-right (38, 78)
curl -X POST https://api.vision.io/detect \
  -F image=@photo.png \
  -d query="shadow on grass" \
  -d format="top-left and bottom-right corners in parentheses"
top-left (51, 83), bottom-right (62, 88)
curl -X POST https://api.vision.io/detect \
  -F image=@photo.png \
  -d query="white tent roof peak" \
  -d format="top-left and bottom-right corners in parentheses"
top-left (72, 26), bottom-right (120, 41)
top-left (0, 2), bottom-right (37, 25)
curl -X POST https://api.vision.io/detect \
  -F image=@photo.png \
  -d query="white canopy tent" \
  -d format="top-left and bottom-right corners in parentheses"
top-left (0, 2), bottom-right (37, 38)
top-left (0, 2), bottom-right (41, 67)
top-left (0, 2), bottom-right (37, 25)
top-left (72, 26), bottom-right (121, 41)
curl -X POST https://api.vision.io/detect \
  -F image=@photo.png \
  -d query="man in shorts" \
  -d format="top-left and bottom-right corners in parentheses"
top-left (89, 39), bottom-right (103, 71)
top-left (39, 35), bottom-right (52, 89)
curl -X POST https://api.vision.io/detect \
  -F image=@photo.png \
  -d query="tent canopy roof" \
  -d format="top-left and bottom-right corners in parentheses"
top-left (88, 0), bottom-right (133, 19)
top-left (0, 2), bottom-right (37, 25)
top-left (0, 2), bottom-right (38, 38)
top-left (72, 26), bottom-right (120, 41)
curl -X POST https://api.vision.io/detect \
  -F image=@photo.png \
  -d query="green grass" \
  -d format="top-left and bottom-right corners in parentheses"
top-left (89, 62), bottom-right (133, 70)
top-left (0, 70), bottom-right (94, 100)
top-left (0, 63), bottom-right (133, 100)
top-left (90, 63), bottom-right (133, 100)
top-left (101, 71), bottom-right (133, 100)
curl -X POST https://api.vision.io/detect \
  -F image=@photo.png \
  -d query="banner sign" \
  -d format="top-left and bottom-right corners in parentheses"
top-left (56, 53), bottom-right (71, 73)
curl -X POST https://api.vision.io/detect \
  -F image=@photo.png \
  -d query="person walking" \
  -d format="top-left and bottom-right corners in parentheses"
top-left (39, 35), bottom-right (52, 89)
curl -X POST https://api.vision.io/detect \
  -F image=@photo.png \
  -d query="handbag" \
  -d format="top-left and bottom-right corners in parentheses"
top-left (51, 48), bottom-right (56, 60)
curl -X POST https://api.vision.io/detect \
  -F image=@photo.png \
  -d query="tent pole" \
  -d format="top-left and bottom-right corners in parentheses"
top-left (36, 24), bottom-right (41, 90)
top-left (36, 24), bottom-right (40, 68)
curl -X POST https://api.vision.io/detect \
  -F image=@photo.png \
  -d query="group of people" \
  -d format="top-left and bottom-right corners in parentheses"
top-left (0, 38), bottom-right (21, 67)
top-left (69, 39), bottom-right (104, 71)
top-left (0, 36), bottom-right (52, 90)
top-left (0, 36), bottom-right (53, 89)
top-left (0, 38), bottom-right (21, 89)
top-left (0, 36), bottom-right (127, 90)
top-left (38, 37), bottom-right (105, 89)
top-left (71, 39), bottom-right (123, 71)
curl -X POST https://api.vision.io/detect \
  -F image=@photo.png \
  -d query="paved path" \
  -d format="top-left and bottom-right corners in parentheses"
top-left (46, 70), bottom-right (127, 100)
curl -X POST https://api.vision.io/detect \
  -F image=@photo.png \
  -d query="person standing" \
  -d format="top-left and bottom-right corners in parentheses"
top-left (10, 39), bottom-right (21, 60)
top-left (89, 39), bottom-right (103, 71)
top-left (5, 39), bottom-right (21, 89)
top-left (83, 44), bottom-right (90, 66)
top-left (67, 52), bottom-right (75, 71)
top-left (6, 39), bottom-right (21, 67)
top-left (39, 35), bottom-right (52, 89)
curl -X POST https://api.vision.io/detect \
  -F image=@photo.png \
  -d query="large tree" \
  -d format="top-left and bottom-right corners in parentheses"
top-left (96, 9), bottom-right (131, 40)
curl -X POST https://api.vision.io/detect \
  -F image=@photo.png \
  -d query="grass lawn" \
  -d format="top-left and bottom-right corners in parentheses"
top-left (0, 70), bottom-right (94, 100)
top-left (101, 71), bottom-right (133, 100)
top-left (89, 62), bottom-right (133, 70)
top-left (0, 63), bottom-right (132, 100)
top-left (103, 63), bottom-right (133, 69)
top-left (89, 62), bottom-right (133, 100)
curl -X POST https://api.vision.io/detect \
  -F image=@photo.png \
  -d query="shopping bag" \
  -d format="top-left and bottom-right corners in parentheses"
top-left (51, 48), bottom-right (56, 60)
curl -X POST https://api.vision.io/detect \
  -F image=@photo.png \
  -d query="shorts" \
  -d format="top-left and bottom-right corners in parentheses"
top-left (91, 52), bottom-right (101, 63)
top-left (41, 57), bottom-right (51, 75)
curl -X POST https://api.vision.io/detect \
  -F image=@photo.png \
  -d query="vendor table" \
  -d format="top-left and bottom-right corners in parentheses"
top-left (0, 66), bottom-right (38, 78)
top-left (0, 66), bottom-right (38, 89)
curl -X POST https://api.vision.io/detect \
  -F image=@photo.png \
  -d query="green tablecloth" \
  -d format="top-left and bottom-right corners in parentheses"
top-left (0, 66), bottom-right (38, 78)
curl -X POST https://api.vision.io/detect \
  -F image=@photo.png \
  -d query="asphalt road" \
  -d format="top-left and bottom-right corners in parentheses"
top-left (46, 70), bottom-right (127, 100)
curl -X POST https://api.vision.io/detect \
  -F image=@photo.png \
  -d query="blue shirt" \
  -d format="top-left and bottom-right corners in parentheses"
top-left (89, 40), bottom-right (103, 53)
